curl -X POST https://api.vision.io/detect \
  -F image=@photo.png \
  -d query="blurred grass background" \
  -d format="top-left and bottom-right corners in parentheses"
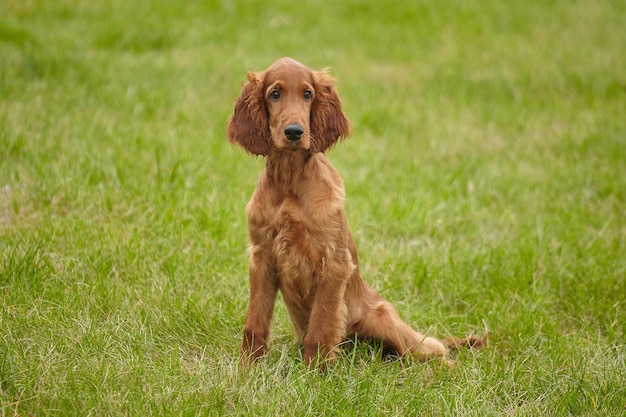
top-left (1, 0), bottom-right (625, 415)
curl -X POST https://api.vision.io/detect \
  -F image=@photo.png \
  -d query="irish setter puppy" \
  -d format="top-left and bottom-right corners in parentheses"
top-left (228, 57), bottom-right (484, 368)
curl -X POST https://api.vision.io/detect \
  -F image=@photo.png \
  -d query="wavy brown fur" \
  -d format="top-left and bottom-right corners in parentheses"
top-left (228, 57), bottom-right (485, 368)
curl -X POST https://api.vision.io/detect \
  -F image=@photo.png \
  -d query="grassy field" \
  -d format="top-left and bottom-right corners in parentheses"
top-left (1, 0), bottom-right (625, 415)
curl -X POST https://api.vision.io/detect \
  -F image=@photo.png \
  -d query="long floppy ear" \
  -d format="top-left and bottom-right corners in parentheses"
top-left (227, 72), bottom-right (272, 156)
top-left (310, 69), bottom-right (350, 153)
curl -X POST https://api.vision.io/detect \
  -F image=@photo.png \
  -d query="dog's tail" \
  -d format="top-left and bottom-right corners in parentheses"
top-left (442, 333), bottom-right (488, 350)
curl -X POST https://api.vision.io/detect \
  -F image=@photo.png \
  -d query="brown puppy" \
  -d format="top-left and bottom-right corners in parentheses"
top-left (228, 57), bottom-right (484, 368)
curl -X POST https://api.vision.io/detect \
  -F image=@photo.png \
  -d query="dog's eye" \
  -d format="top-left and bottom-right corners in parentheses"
top-left (303, 90), bottom-right (313, 101)
top-left (269, 89), bottom-right (281, 102)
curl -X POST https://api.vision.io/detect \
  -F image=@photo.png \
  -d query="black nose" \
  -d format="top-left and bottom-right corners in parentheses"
top-left (284, 124), bottom-right (304, 142)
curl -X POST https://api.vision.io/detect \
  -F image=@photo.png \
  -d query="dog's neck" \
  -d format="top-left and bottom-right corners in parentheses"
top-left (265, 148), bottom-right (313, 193)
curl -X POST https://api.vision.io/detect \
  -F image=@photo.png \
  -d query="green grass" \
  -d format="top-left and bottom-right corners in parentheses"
top-left (1, 0), bottom-right (625, 415)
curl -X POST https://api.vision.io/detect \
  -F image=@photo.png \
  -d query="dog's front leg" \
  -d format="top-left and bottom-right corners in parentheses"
top-left (241, 248), bottom-right (278, 365)
top-left (303, 257), bottom-right (351, 369)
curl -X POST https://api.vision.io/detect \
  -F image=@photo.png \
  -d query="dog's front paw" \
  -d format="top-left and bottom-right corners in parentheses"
top-left (303, 341), bottom-right (339, 370)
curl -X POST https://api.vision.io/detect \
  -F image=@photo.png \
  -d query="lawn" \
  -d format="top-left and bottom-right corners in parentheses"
top-left (1, 0), bottom-right (625, 415)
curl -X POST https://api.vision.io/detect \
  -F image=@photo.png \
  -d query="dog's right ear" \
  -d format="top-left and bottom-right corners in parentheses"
top-left (227, 72), bottom-right (272, 156)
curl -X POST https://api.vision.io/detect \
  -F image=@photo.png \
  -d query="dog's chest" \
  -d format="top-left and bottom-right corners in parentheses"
top-left (270, 194), bottom-right (331, 267)
top-left (265, 194), bottom-right (340, 307)
top-left (246, 157), bottom-right (347, 287)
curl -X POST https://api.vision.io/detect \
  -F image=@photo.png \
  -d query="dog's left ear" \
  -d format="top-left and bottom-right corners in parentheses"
top-left (310, 70), bottom-right (350, 153)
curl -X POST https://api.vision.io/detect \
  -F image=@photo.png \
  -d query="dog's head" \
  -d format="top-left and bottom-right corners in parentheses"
top-left (227, 57), bottom-right (350, 156)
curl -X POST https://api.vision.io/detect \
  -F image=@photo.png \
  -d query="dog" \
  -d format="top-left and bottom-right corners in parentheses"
top-left (228, 57), bottom-right (484, 368)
